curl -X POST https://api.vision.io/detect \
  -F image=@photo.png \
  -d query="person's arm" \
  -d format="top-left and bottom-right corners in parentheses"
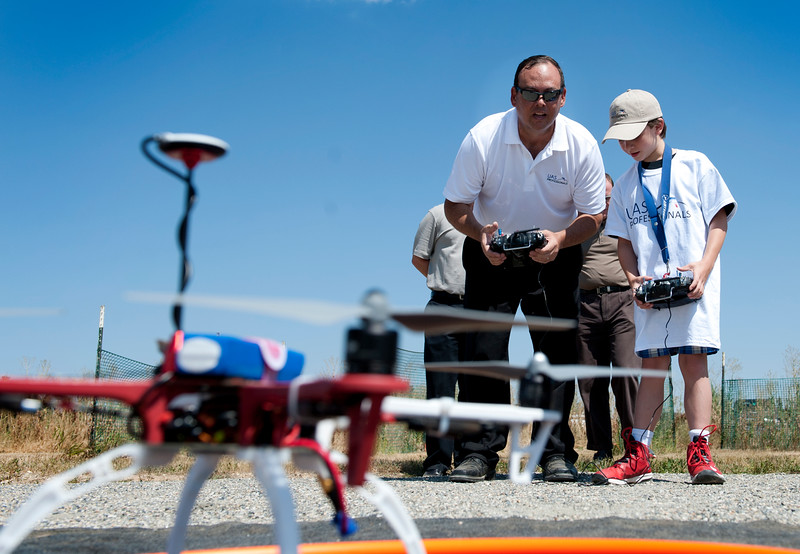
top-left (412, 255), bottom-right (429, 277)
top-left (444, 199), bottom-right (505, 266)
top-left (528, 212), bottom-right (603, 264)
top-left (443, 200), bottom-right (483, 241)
top-left (677, 208), bottom-right (728, 299)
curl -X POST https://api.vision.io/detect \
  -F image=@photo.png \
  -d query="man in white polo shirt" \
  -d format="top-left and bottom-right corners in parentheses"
top-left (443, 55), bottom-right (606, 483)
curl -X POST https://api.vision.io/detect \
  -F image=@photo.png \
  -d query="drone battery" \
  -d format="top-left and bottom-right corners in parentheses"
top-left (246, 336), bottom-right (304, 382)
top-left (174, 333), bottom-right (304, 381)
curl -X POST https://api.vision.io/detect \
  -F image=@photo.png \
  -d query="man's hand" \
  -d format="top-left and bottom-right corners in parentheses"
top-left (480, 222), bottom-right (507, 266)
top-left (528, 229), bottom-right (559, 264)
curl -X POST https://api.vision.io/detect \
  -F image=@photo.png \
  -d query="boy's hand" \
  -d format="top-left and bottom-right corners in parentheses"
top-left (631, 275), bottom-right (654, 309)
top-left (677, 262), bottom-right (710, 299)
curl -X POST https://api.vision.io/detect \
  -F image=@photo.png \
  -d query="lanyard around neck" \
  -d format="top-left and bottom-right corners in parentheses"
top-left (638, 145), bottom-right (672, 265)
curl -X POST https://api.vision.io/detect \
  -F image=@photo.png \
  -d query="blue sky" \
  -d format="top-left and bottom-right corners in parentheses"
top-left (1, 1), bottom-right (798, 386)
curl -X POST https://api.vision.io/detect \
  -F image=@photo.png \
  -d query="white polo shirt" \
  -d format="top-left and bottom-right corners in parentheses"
top-left (443, 109), bottom-right (606, 234)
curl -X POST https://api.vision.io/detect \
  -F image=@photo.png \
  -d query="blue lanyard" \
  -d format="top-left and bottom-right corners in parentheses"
top-left (638, 145), bottom-right (672, 265)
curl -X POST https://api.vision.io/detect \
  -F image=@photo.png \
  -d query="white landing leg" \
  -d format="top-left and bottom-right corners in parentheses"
top-left (166, 452), bottom-right (224, 554)
top-left (356, 472), bottom-right (425, 554)
top-left (243, 447), bottom-right (300, 554)
top-left (0, 444), bottom-right (176, 554)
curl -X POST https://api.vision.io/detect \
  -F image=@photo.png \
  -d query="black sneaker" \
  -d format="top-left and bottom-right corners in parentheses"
top-left (542, 455), bottom-right (578, 482)
top-left (449, 457), bottom-right (495, 483)
top-left (422, 464), bottom-right (448, 478)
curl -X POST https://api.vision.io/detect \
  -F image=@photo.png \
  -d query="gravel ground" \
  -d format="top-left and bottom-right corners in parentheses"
top-left (1, 472), bottom-right (800, 552)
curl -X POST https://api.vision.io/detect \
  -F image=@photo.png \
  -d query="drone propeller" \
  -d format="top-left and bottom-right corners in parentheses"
top-left (426, 352), bottom-right (669, 382)
top-left (0, 308), bottom-right (63, 317)
top-left (382, 396), bottom-right (558, 437)
top-left (125, 290), bottom-right (576, 334)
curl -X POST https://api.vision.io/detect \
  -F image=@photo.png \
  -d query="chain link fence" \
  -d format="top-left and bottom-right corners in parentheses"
top-left (90, 348), bottom-right (798, 454)
top-left (376, 349), bottom-right (428, 453)
top-left (721, 377), bottom-right (800, 449)
top-left (90, 350), bottom-right (156, 449)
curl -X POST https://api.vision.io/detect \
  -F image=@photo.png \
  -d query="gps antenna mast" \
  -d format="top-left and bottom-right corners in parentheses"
top-left (141, 132), bottom-right (229, 331)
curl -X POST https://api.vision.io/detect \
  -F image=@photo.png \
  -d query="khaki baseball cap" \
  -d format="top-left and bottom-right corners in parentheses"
top-left (602, 89), bottom-right (662, 143)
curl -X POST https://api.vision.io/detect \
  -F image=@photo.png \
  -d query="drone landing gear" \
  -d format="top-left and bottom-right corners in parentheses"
top-left (308, 419), bottom-right (425, 554)
top-left (509, 418), bottom-right (558, 485)
top-left (0, 441), bottom-right (425, 554)
top-left (356, 473), bottom-right (424, 554)
top-left (0, 443), bottom-right (175, 554)
top-left (165, 448), bottom-right (303, 554)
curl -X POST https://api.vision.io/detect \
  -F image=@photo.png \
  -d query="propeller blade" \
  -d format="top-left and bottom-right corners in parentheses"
top-left (382, 396), bottom-right (556, 427)
top-left (0, 308), bottom-right (63, 317)
top-left (390, 307), bottom-right (575, 334)
top-left (125, 291), bottom-right (365, 325)
top-left (426, 360), bottom-right (669, 381)
top-left (126, 291), bottom-right (576, 333)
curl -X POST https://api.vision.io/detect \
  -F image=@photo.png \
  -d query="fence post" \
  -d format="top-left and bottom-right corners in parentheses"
top-left (720, 351), bottom-right (726, 448)
top-left (90, 305), bottom-right (105, 450)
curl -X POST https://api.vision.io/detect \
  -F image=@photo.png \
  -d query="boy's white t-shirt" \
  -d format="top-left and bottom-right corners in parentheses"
top-left (605, 149), bottom-right (737, 353)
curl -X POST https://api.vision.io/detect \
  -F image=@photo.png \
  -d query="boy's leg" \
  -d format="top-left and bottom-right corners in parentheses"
top-left (678, 353), bottom-right (712, 429)
top-left (679, 353), bottom-right (724, 484)
top-left (591, 356), bottom-right (667, 485)
top-left (590, 427), bottom-right (653, 485)
top-left (633, 356), bottom-right (670, 432)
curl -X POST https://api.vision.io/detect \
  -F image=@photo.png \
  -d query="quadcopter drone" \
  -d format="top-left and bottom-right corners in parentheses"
top-left (0, 132), bottom-right (652, 554)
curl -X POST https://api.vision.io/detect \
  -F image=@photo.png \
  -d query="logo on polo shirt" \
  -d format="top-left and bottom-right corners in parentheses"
top-left (546, 173), bottom-right (568, 185)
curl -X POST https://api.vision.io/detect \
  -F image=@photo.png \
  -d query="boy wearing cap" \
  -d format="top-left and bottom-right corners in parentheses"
top-left (592, 90), bottom-right (736, 485)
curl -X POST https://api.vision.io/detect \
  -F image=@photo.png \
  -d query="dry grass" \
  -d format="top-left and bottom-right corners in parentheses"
top-left (2, 408), bottom-right (799, 484)
top-left (0, 410), bottom-right (93, 455)
top-left (4, 446), bottom-right (799, 485)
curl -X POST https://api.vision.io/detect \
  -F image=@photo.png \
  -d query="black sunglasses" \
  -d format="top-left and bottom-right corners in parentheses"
top-left (515, 86), bottom-right (563, 103)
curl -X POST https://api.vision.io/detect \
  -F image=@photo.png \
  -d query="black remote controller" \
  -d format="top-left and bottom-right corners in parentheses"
top-left (489, 229), bottom-right (547, 268)
top-left (635, 275), bottom-right (695, 309)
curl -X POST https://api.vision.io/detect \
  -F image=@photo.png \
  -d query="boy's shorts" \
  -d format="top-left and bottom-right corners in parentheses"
top-left (637, 346), bottom-right (719, 358)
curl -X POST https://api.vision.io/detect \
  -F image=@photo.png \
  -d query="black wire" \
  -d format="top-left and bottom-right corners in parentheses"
top-left (590, 302), bottom-right (674, 486)
top-left (173, 169), bottom-right (196, 331)
top-left (141, 136), bottom-right (185, 181)
top-left (141, 136), bottom-right (195, 332)
top-left (127, 371), bottom-right (174, 439)
top-left (645, 303), bottom-right (674, 433)
top-left (535, 264), bottom-right (552, 344)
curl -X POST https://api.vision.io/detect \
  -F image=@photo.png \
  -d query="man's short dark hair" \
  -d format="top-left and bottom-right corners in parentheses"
top-left (514, 55), bottom-right (565, 89)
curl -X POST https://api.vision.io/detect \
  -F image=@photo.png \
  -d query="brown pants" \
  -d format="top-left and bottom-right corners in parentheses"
top-left (577, 290), bottom-right (639, 454)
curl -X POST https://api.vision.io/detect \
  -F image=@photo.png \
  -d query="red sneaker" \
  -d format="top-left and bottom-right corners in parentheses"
top-left (592, 428), bottom-right (653, 485)
top-left (687, 425), bottom-right (725, 485)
